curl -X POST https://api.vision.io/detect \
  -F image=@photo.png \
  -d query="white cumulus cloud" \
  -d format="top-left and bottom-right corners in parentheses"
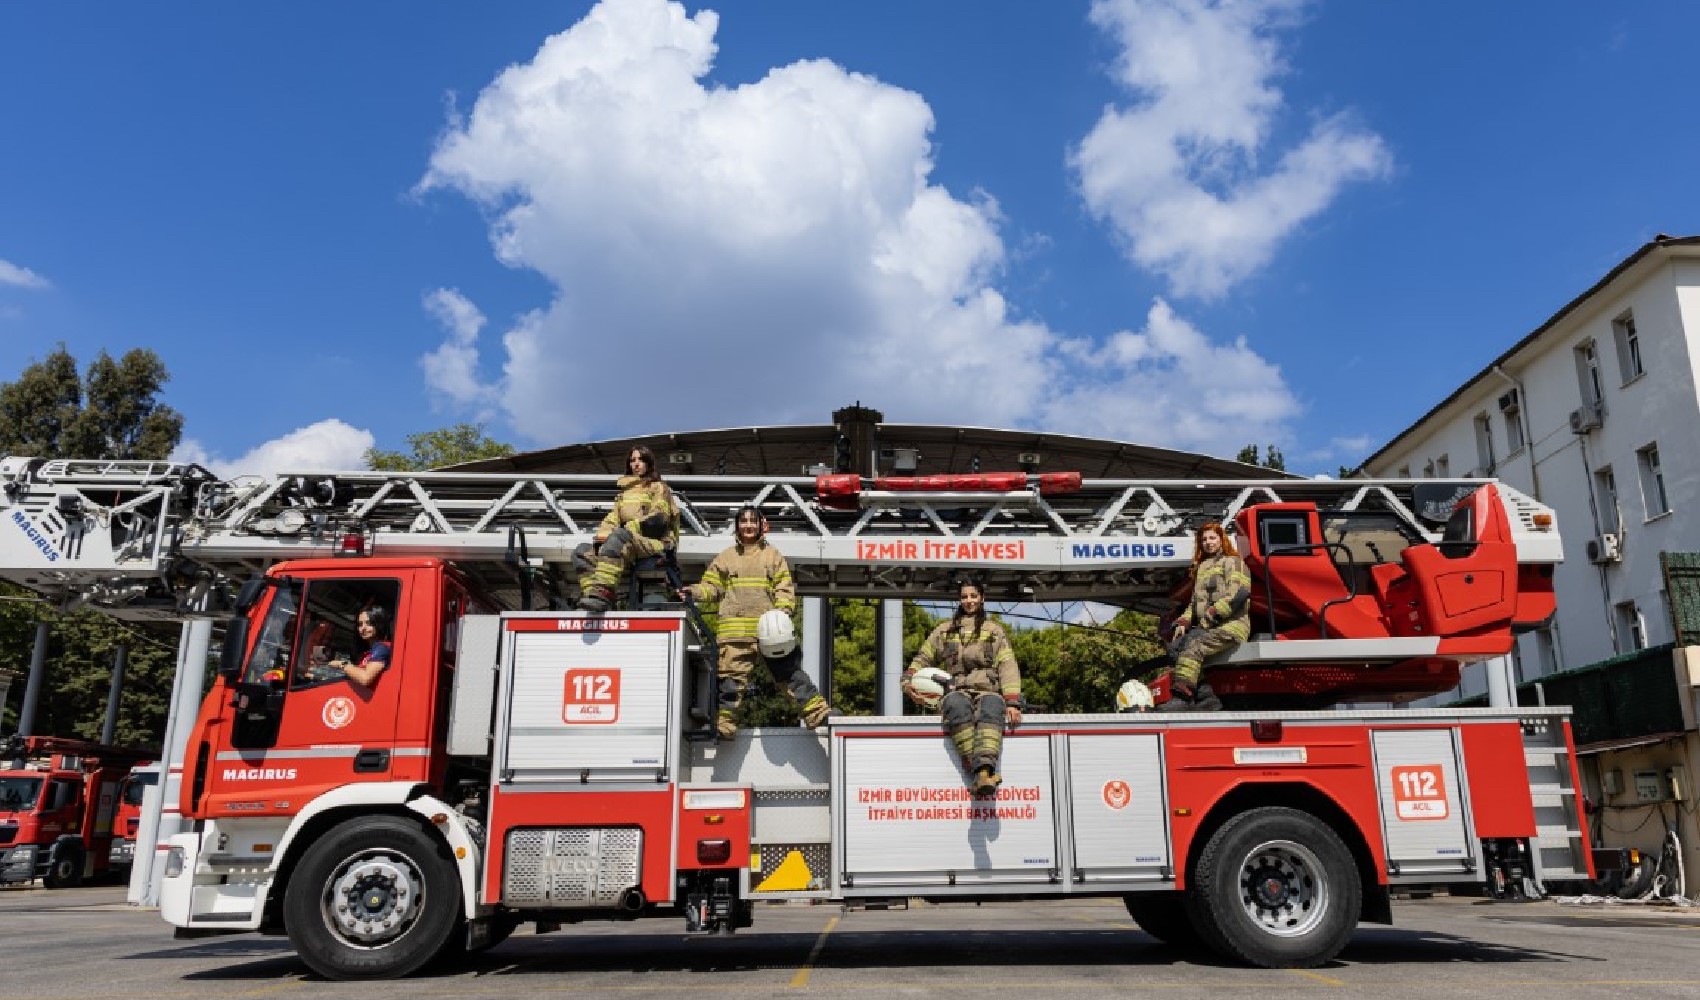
top-left (1072, 0), bottom-right (1392, 298)
top-left (1042, 299), bottom-right (1298, 453)
top-left (0, 258), bottom-right (50, 290)
top-left (420, 287), bottom-right (501, 414)
top-left (172, 419), bottom-right (375, 480)
top-left (416, 0), bottom-right (1299, 458)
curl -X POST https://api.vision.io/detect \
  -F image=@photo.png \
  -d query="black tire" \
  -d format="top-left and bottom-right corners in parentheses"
top-left (1123, 892), bottom-right (1207, 950)
top-left (282, 815), bottom-right (462, 980)
top-left (1183, 806), bottom-right (1360, 968)
top-left (43, 845), bottom-right (85, 889)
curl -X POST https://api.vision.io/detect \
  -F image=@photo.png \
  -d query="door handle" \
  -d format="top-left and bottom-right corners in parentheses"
top-left (354, 749), bottom-right (390, 773)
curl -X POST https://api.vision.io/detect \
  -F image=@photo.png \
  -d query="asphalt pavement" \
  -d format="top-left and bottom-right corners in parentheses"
top-left (6, 883), bottom-right (1700, 999)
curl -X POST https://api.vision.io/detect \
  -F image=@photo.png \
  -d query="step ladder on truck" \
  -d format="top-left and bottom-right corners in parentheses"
top-left (0, 457), bottom-right (1588, 976)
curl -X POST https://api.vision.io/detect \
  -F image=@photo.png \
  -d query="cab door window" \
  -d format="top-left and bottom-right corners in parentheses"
top-left (290, 579), bottom-right (403, 690)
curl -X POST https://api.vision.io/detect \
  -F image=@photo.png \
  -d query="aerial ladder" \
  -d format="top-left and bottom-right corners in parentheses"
top-left (1, 454), bottom-right (1560, 704)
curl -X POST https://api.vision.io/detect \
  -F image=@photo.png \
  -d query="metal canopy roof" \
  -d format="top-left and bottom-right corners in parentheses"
top-left (452, 421), bottom-right (1281, 482)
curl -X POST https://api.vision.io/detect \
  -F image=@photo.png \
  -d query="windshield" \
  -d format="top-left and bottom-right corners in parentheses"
top-left (0, 776), bottom-right (44, 812)
top-left (121, 772), bottom-right (158, 807)
top-left (242, 583), bottom-right (302, 686)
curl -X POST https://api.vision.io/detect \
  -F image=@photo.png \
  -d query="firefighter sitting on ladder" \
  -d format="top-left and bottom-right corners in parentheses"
top-left (679, 504), bottom-right (833, 740)
top-left (1159, 521), bottom-right (1249, 712)
top-left (577, 446), bottom-right (680, 612)
top-left (904, 578), bottom-right (1022, 799)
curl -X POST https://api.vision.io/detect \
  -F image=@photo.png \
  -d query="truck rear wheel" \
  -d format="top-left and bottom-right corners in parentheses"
top-left (282, 816), bottom-right (461, 980)
top-left (44, 845), bottom-right (85, 889)
top-left (1122, 892), bottom-right (1205, 950)
top-left (1184, 806), bottom-right (1359, 968)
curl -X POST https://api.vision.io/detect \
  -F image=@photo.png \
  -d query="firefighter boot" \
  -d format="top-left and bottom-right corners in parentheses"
top-left (578, 584), bottom-right (616, 613)
top-left (972, 766), bottom-right (1002, 800)
top-left (1156, 679), bottom-right (1222, 712)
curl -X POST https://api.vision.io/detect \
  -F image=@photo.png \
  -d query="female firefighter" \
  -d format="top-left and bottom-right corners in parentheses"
top-left (324, 606), bottom-right (394, 688)
top-left (679, 504), bottom-right (833, 740)
top-left (1160, 521), bottom-right (1250, 711)
top-left (903, 579), bottom-right (1022, 799)
top-left (577, 446), bottom-right (681, 612)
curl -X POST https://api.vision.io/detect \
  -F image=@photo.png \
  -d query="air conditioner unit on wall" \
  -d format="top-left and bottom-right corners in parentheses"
top-left (1586, 532), bottom-right (1622, 564)
top-left (1569, 403), bottom-right (1604, 434)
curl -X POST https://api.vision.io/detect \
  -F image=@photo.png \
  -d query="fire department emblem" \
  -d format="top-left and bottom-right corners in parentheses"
top-left (322, 697), bottom-right (356, 729)
top-left (1102, 780), bottom-right (1132, 810)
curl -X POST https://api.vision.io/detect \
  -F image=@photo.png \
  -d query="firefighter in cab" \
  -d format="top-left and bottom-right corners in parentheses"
top-left (903, 579), bottom-right (1023, 799)
top-left (1160, 521), bottom-right (1249, 711)
top-left (577, 446), bottom-right (680, 612)
top-left (679, 505), bottom-right (833, 740)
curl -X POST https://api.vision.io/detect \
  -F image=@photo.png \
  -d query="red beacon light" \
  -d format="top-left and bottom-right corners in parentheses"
top-left (334, 532), bottom-right (367, 557)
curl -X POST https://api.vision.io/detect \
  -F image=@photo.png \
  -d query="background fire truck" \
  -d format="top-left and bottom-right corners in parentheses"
top-left (0, 736), bottom-right (153, 887)
top-left (0, 458), bottom-right (1587, 978)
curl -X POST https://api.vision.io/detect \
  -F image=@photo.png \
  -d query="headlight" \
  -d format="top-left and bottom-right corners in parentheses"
top-left (163, 846), bottom-right (185, 878)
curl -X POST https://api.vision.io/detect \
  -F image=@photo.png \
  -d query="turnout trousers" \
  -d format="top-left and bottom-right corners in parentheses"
top-left (716, 639), bottom-right (829, 739)
top-left (939, 688), bottom-right (1006, 774)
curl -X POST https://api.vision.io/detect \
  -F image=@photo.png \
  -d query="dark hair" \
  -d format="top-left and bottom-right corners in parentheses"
top-left (361, 605), bottom-right (392, 641)
top-left (628, 446), bottom-right (662, 483)
top-left (952, 578), bottom-right (987, 630)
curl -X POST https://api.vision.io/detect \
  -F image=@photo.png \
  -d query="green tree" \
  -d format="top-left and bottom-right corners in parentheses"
top-left (366, 423), bottom-right (515, 471)
top-left (1235, 443), bottom-right (1286, 473)
top-left (1, 345), bottom-right (184, 746)
top-left (0, 344), bottom-right (183, 460)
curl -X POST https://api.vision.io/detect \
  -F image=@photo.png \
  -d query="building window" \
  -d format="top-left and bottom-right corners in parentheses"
top-left (1616, 601), bottom-right (1647, 653)
top-left (1395, 465), bottom-right (1410, 479)
top-left (1473, 414), bottom-right (1495, 475)
top-left (1638, 443), bottom-right (1670, 517)
top-left (1422, 459), bottom-right (1434, 478)
top-left (1613, 310), bottom-right (1644, 382)
top-left (1435, 454), bottom-right (1449, 478)
top-left (1575, 340), bottom-right (1605, 409)
top-left (1595, 466), bottom-right (1620, 530)
top-left (1498, 389), bottom-right (1525, 454)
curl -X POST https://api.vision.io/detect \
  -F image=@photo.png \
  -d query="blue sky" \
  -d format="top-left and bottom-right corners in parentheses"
top-left (2, 0), bottom-right (1697, 478)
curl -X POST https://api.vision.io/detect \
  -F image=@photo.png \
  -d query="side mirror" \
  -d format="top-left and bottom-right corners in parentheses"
top-left (218, 616), bottom-right (251, 681)
top-left (233, 577), bottom-right (269, 613)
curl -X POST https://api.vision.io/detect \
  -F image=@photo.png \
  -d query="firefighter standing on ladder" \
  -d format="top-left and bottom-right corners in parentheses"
top-left (679, 504), bottom-right (833, 740)
top-left (904, 579), bottom-right (1022, 799)
top-left (1160, 521), bottom-right (1249, 711)
top-left (577, 446), bottom-right (680, 612)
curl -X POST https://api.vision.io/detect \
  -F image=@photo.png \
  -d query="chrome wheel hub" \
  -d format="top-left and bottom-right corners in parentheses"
top-left (1237, 839), bottom-right (1328, 938)
top-left (324, 853), bottom-right (423, 947)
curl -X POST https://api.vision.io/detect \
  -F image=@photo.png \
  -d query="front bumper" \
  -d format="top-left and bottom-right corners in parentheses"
top-left (0, 844), bottom-right (41, 884)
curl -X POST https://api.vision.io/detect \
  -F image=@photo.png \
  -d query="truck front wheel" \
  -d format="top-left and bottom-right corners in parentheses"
top-left (1184, 806), bottom-right (1360, 968)
top-left (282, 816), bottom-right (461, 980)
top-left (43, 845), bottom-right (85, 889)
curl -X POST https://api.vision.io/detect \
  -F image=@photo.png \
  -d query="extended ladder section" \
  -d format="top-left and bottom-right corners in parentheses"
top-left (0, 456), bottom-right (1560, 616)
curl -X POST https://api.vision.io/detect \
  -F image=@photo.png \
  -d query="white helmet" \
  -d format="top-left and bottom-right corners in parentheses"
top-left (1115, 679), bottom-right (1154, 713)
top-left (907, 666), bottom-right (954, 708)
top-left (757, 609), bottom-right (797, 658)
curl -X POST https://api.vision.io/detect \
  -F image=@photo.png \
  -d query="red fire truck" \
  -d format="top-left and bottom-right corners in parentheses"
top-left (0, 736), bottom-right (153, 887)
top-left (140, 478), bottom-right (1588, 980)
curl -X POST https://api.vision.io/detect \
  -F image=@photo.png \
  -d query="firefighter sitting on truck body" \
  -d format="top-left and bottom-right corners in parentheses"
top-left (679, 505), bottom-right (832, 740)
top-left (577, 446), bottom-right (680, 613)
top-left (904, 579), bottom-right (1022, 799)
top-left (1159, 521), bottom-right (1250, 712)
